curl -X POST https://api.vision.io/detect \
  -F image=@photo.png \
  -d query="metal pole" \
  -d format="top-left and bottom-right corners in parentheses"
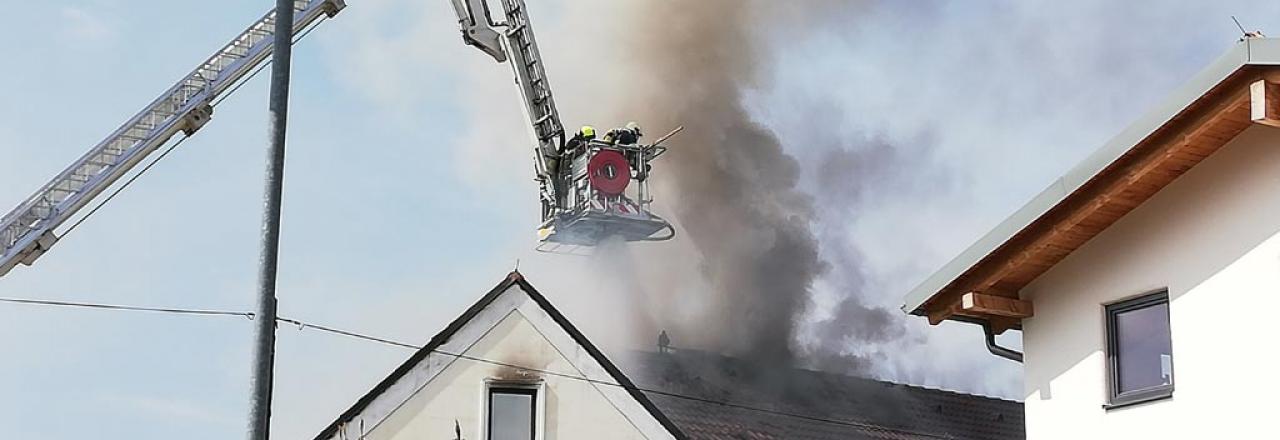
top-left (247, 1), bottom-right (294, 439)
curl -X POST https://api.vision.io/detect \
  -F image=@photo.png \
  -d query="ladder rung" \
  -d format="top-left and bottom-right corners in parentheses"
top-left (49, 186), bottom-right (75, 194)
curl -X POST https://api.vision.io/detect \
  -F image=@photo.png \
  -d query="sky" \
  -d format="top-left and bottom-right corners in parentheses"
top-left (1, 1), bottom-right (1279, 439)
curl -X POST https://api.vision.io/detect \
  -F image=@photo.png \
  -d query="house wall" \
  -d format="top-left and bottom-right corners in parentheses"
top-left (1019, 125), bottom-right (1280, 439)
top-left (360, 310), bottom-right (661, 440)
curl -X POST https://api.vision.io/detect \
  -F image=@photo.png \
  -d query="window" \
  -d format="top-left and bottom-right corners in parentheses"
top-left (488, 387), bottom-right (537, 440)
top-left (1105, 291), bottom-right (1174, 408)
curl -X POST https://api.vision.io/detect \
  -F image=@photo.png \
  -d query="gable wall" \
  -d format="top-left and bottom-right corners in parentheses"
top-left (320, 286), bottom-right (676, 440)
top-left (1019, 125), bottom-right (1280, 439)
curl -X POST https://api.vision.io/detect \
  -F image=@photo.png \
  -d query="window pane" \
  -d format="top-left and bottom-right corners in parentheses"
top-left (489, 391), bottom-right (534, 440)
top-left (1115, 301), bottom-right (1172, 393)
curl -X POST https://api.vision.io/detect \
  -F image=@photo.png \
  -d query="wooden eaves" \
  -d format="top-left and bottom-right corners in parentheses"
top-left (902, 38), bottom-right (1280, 334)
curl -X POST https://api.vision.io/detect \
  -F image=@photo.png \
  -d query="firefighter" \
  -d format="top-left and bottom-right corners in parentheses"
top-left (604, 122), bottom-right (646, 179)
top-left (603, 121), bottom-right (642, 145)
top-left (549, 126), bottom-right (596, 210)
top-left (554, 125), bottom-right (595, 176)
top-left (562, 125), bottom-right (597, 157)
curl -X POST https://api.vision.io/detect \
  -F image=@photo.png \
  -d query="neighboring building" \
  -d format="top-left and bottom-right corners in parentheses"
top-left (902, 38), bottom-right (1280, 439)
top-left (314, 272), bottom-right (1023, 440)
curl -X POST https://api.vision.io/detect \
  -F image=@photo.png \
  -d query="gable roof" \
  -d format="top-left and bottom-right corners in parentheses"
top-left (902, 38), bottom-right (1280, 329)
top-left (311, 271), bottom-right (687, 440)
top-left (626, 351), bottom-right (1024, 440)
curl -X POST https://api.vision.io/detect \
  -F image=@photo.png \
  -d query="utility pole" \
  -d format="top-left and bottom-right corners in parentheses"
top-left (247, 1), bottom-right (294, 439)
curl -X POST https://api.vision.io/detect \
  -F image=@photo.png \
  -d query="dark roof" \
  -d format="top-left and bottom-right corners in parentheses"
top-left (624, 351), bottom-right (1024, 440)
top-left (311, 271), bottom-right (687, 440)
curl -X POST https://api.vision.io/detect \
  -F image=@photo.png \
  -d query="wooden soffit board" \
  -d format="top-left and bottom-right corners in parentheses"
top-left (923, 67), bottom-right (1280, 330)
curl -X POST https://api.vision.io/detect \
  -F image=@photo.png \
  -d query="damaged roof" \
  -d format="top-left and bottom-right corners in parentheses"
top-left (902, 38), bottom-right (1280, 326)
top-left (625, 351), bottom-right (1023, 440)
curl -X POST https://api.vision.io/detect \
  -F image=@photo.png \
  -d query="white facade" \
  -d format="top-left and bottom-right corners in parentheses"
top-left (1019, 126), bottom-right (1280, 439)
top-left (317, 282), bottom-right (677, 440)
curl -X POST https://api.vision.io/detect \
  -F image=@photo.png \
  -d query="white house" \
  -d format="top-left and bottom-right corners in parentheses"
top-left (902, 38), bottom-right (1280, 439)
top-left (314, 272), bottom-right (1024, 440)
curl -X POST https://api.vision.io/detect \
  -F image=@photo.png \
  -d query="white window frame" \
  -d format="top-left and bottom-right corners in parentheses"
top-left (481, 380), bottom-right (546, 440)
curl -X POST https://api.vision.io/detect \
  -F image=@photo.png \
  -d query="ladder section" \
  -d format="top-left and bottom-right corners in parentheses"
top-left (0, 0), bottom-right (345, 277)
top-left (498, 0), bottom-right (564, 169)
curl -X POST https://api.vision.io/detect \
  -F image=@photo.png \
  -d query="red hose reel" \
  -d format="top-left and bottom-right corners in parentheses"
top-left (587, 150), bottom-right (630, 195)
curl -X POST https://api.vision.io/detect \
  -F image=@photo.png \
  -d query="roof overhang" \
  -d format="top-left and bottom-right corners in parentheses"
top-left (902, 38), bottom-right (1280, 333)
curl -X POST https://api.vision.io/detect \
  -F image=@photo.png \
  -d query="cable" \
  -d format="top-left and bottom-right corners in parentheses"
top-left (60, 134), bottom-right (191, 238)
top-left (279, 317), bottom-right (953, 439)
top-left (642, 222), bottom-right (676, 242)
top-left (277, 317), bottom-right (417, 349)
top-left (0, 296), bottom-right (951, 438)
top-left (0, 296), bottom-right (253, 319)
top-left (212, 62), bottom-right (270, 107)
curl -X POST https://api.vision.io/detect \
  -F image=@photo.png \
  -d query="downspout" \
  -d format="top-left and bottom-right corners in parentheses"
top-left (982, 321), bottom-right (1024, 363)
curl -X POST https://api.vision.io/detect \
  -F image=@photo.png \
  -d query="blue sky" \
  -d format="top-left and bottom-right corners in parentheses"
top-left (2, 1), bottom-right (1279, 439)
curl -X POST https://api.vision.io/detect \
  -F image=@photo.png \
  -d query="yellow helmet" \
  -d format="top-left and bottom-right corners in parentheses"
top-left (580, 125), bottom-right (596, 138)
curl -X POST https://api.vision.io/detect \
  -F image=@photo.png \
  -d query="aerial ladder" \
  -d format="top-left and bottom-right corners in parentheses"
top-left (453, 0), bottom-right (677, 252)
top-left (0, 0), bottom-right (345, 277)
top-left (0, 0), bottom-right (673, 278)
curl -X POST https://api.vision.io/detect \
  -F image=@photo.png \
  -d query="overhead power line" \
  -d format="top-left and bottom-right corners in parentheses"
top-left (279, 317), bottom-right (952, 439)
top-left (0, 295), bottom-right (954, 438)
top-left (276, 317), bottom-right (418, 349)
top-left (0, 296), bottom-right (254, 319)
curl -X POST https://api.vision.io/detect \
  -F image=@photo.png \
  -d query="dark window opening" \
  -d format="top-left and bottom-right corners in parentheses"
top-left (1105, 291), bottom-right (1174, 408)
top-left (488, 387), bottom-right (536, 440)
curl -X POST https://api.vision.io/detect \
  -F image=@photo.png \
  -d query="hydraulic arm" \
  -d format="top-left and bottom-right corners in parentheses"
top-left (454, 0), bottom-right (565, 216)
top-left (0, 0), bottom-right (345, 277)
top-left (452, 0), bottom-right (676, 252)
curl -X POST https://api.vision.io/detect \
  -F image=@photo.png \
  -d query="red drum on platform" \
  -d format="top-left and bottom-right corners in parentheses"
top-left (587, 150), bottom-right (629, 195)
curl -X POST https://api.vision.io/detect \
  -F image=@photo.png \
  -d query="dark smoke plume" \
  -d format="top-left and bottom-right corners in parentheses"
top-left (595, 0), bottom-right (919, 371)
top-left (801, 130), bottom-right (940, 374)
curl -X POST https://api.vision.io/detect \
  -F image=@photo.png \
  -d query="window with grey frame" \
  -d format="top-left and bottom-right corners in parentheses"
top-left (1105, 291), bottom-right (1174, 408)
top-left (488, 387), bottom-right (537, 440)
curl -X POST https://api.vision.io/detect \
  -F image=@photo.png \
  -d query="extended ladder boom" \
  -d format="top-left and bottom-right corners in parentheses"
top-left (0, 0), bottom-right (345, 277)
top-left (452, 0), bottom-right (565, 185)
top-left (453, 0), bottom-right (676, 250)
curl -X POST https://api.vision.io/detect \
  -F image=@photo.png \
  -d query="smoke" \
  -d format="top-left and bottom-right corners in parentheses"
top-left (329, 0), bottom-right (1015, 393)
top-left (799, 128), bottom-right (944, 374)
top-left (577, 0), bottom-right (924, 372)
